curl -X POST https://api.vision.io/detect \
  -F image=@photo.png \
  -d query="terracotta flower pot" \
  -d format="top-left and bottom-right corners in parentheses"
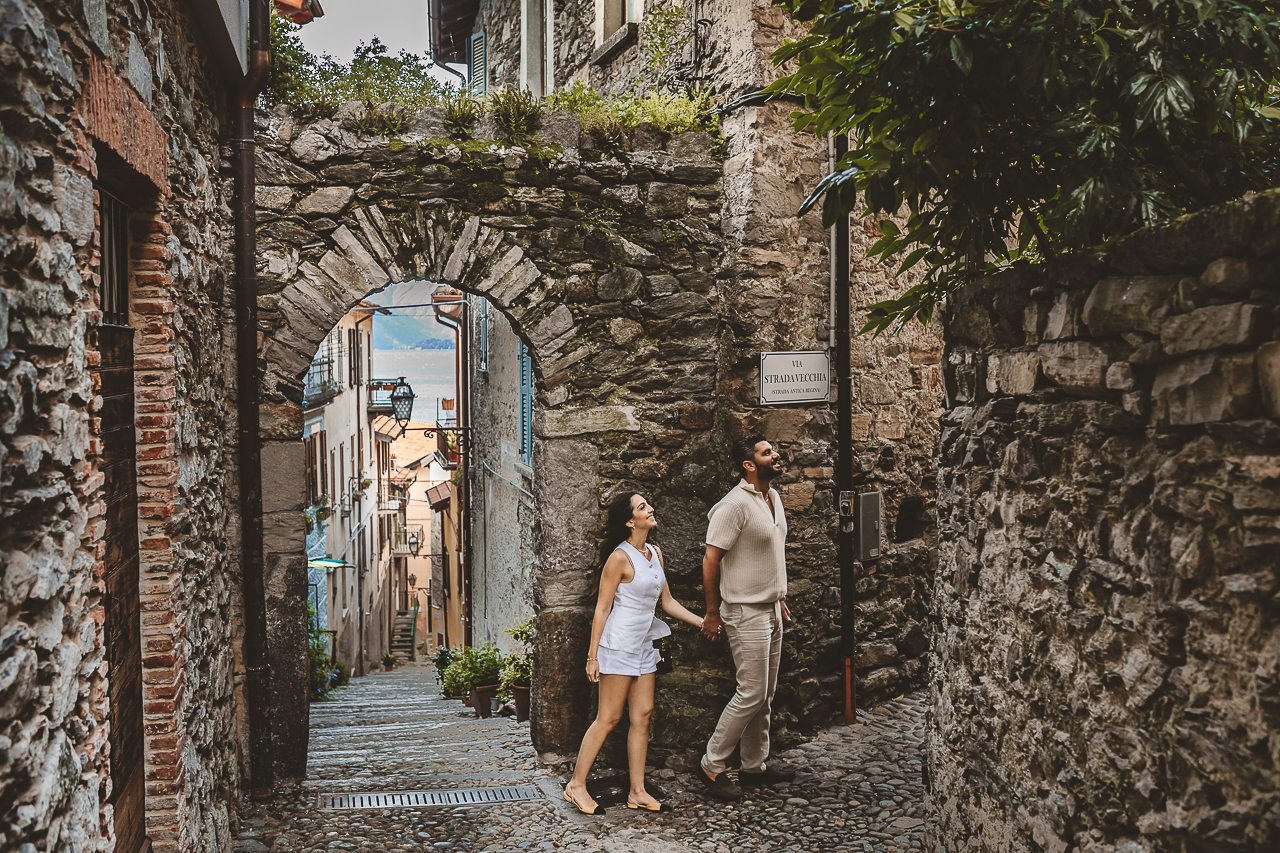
top-left (512, 685), bottom-right (530, 723)
top-left (472, 684), bottom-right (499, 718)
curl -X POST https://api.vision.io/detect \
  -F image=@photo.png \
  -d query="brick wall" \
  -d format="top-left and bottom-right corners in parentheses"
top-left (929, 189), bottom-right (1280, 852)
top-left (1, 1), bottom-right (243, 850)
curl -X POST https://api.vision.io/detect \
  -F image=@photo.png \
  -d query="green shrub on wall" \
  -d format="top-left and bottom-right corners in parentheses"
top-left (265, 18), bottom-right (720, 143)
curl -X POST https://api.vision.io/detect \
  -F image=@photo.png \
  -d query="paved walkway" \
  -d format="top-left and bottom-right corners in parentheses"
top-left (236, 664), bottom-right (926, 853)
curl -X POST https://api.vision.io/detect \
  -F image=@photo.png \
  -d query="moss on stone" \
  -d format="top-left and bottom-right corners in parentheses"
top-left (470, 181), bottom-right (508, 203)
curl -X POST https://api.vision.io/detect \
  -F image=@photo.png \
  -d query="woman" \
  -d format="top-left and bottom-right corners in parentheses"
top-left (562, 492), bottom-right (703, 815)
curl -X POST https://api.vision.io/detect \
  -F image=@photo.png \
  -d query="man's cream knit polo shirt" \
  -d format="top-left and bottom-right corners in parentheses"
top-left (705, 479), bottom-right (788, 604)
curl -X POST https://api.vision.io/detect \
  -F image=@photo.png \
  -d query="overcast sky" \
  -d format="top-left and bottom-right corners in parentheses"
top-left (296, 0), bottom-right (431, 62)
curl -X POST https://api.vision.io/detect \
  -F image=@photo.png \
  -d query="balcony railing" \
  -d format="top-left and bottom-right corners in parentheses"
top-left (367, 379), bottom-right (400, 415)
top-left (437, 430), bottom-right (460, 469)
top-left (378, 479), bottom-right (406, 515)
top-left (304, 357), bottom-right (339, 408)
top-left (392, 521), bottom-right (423, 556)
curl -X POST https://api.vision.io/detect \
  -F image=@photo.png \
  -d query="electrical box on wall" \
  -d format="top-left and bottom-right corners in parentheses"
top-left (856, 491), bottom-right (881, 561)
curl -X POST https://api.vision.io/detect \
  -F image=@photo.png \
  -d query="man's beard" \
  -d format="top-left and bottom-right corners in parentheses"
top-left (757, 462), bottom-right (782, 483)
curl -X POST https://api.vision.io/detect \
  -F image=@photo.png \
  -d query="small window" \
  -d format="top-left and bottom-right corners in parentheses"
top-left (598, 0), bottom-right (641, 44)
top-left (519, 343), bottom-right (534, 466)
top-left (469, 32), bottom-right (487, 94)
top-left (98, 188), bottom-right (131, 327)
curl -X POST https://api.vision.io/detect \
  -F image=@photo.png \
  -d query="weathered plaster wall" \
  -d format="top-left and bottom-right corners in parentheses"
top-left (467, 304), bottom-right (538, 652)
top-left (929, 190), bottom-right (1280, 852)
top-left (474, 0), bottom-right (523, 92)
top-left (1, 0), bottom-right (242, 850)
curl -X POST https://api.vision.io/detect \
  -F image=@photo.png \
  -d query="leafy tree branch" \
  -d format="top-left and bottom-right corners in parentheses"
top-left (765, 0), bottom-right (1280, 334)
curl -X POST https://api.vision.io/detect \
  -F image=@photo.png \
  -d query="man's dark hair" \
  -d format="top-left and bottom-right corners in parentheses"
top-left (730, 432), bottom-right (769, 477)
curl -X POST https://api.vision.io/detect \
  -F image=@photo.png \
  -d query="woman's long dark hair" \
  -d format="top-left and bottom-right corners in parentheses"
top-left (599, 488), bottom-right (663, 569)
top-left (598, 491), bottom-right (642, 570)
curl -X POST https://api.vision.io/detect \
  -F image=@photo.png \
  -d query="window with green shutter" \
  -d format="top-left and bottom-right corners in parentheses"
top-left (519, 343), bottom-right (534, 467)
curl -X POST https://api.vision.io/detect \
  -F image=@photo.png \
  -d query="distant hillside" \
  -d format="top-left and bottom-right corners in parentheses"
top-left (412, 338), bottom-right (455, 350)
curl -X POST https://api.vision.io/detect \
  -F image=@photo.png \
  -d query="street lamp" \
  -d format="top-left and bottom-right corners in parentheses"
top-left (390, 376), bottom-right (415, 428)
top-left (407, 573), bottom-right (417, 588)
top-left (407, 530), bottom-right (421, 556)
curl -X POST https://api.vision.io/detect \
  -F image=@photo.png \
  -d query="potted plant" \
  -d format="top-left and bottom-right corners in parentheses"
top-left (360, 477), bottom-right (373, 490)
top-left (431, 646), bottom-right (459, 695)
top-left (499, 620), bottom-right (534, 722)
top-left (381, 653), bottom-right (399, 672)
top-left (442, 643), bottom-right (504, 718)
top-left (315, 494), bottom-right (331, 521)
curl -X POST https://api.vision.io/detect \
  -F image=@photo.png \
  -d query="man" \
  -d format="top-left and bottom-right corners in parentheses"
top-left (697, 432), bottom-right (796, 801)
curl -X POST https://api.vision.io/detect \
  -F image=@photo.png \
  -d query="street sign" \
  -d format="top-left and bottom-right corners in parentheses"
top-left (759, 351), bottom-right (831, 405)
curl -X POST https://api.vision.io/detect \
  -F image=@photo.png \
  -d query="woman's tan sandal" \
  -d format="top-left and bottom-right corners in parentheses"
top-left (563, 787), bottom-right (605, 816)
top-left (626, 798), bottom-right (672, 812)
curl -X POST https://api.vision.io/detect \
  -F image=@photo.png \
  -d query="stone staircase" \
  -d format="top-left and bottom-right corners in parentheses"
top-left (390, 611), bottom-right (415, 661)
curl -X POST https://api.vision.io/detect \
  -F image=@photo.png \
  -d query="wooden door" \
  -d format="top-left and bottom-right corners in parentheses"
top-left (98, 189), bottom-right (147, 853)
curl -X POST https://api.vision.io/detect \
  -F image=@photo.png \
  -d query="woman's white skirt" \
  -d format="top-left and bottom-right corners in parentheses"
top-left (597, 642), bottom-right (657, 677)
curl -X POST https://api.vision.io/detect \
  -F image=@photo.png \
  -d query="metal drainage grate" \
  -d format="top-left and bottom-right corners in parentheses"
top-left (319, 785), bottom-right (541, 811)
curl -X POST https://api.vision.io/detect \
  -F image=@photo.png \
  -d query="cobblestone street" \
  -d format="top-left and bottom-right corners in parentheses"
top-left (235, 664), bottom-right (926, 853)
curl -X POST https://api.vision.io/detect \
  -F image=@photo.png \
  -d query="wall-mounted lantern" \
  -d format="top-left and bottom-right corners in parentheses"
top-left (391, 376), bottom-right (416, 428)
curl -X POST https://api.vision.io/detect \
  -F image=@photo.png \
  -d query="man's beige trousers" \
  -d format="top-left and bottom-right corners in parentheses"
top-left (702, 601), bottom-right (783, 775)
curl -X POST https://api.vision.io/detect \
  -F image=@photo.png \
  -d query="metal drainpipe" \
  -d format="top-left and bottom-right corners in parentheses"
top-left (234, 0), bottom-right (273, 796)
top-left (460, 299), bottom-right (473, 648)
top-left (832, 134), bottom-right (856, 723)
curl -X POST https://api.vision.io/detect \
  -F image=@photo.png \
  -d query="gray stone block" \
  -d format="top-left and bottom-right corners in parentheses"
top-left (256, 185), bottom-right (293, 211)
top-left (1038, 341), bottom-right (1108, 392)
top-left (52, 166), bottom-right (93, 245)
top-left (644, 291), bottom-right (709, 319)
top-left (472, 115), bottom-right (500, 141)
top-left (295, 186), bottom-right (355, 217)
top-left (407, 106), bottom-right (447, 138)
top-left (1044, 291), bottom-right (1083, 340)
top-left (290, 129), bottom-right (338, 165)
top-left (1082, 276), bottom-right (1180, 336)
top-left (1105, 361), bottom-right (1136, 391)
top-left (646, 274), bottom-right (680, 297)
top-left (537, 406), bottom-right (640, 437)
top-left (1258, 341), bottom-right (1280, 419)
top-left (1160, 302), bottom-right (1258, 356)
top-left (1200, 257), bottom-right (1270, 293)
top-left (127, 33), bottom-right (152, 104)
top-left (986, 352), bottom-right (1040, 395)
top-left (646, 182), bottom-right (689, 218)
top-left (1151, 352), bottom-right (1256, 425)
top-left (596, 267), bottom-right (644, 300)
top-left (669, 131), bottom-right (715, 160)
top-left (529, 305), bottom-right (574, 349)
top-left (631, 121), bottom-right (665, 151)
top-left (536, 110), bottom-right (580, 148)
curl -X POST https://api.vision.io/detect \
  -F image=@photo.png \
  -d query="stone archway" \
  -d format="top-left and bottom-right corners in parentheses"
top-left (251, 107), bottom-right (729, 782)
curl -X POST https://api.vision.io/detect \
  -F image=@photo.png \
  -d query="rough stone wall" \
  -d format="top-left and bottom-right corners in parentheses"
top-left (553, 0), bottom-right (596, 87)
top-left (648, 0), bottom-right (942, 748)
top-left (253, 106), bottom-right (727, 765)
top-left (259, 0), bottom-right (944, 769)
top-left (929, 190), bottom-right (1280, 852)
top-left (475, 0), bottom-right (523, 91)
top-left (462, 0), bottom-right (943, 743)
top-left (0, 0), bottom-right (241, 851)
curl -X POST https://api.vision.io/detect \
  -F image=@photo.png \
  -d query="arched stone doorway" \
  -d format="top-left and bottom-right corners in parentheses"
top-left (251, 108), bottom-right (729, 782)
